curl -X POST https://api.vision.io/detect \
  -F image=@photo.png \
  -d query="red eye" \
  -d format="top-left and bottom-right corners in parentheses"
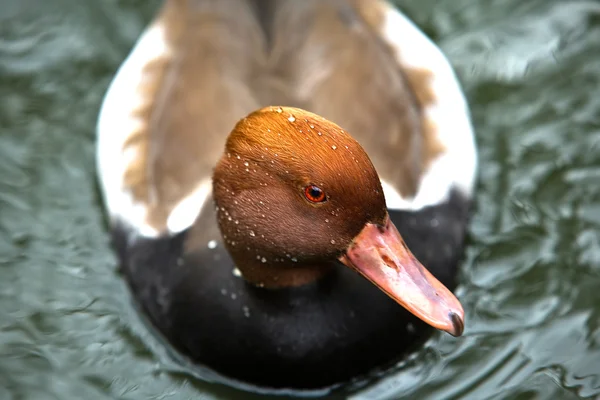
top-left (304, 185), bottom-right (327, 203)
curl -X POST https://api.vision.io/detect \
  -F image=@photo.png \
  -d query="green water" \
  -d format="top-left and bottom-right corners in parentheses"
top-left (2, 0), bottom-right (600, 399)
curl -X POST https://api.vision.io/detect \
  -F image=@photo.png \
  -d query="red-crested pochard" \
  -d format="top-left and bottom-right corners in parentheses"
top-left (96, 0), bottom-right (477, 391)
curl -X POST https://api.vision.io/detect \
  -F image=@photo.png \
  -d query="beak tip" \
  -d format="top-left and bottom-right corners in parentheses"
top-left (447, 311), bottom-right (465, 337)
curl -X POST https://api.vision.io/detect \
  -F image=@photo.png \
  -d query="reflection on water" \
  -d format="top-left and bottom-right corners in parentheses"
top-left (1, 0), bottom-right (600, 398)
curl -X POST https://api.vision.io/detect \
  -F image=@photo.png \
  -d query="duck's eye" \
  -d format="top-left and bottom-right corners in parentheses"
top-left (304, 185), bottom-right (327, 203)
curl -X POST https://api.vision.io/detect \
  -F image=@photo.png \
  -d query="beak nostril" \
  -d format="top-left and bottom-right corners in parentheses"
top-left (381, 254), bottom-right (396, 270)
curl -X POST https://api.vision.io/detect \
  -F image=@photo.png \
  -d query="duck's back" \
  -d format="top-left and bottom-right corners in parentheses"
top-left (97, 0), bottom-right (476, 390)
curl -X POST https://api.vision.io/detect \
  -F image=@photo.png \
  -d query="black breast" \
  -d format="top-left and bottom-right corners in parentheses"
top-left (114, 189), bottom-right (471, 390)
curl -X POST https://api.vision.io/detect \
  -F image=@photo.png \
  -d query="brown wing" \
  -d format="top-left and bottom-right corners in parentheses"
top-left (124, 0), bottom-right (267, 230)
top-left (265, 0), bottom-right (430, 198)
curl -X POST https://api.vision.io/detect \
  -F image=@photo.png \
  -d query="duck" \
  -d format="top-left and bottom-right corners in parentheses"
top-left (96, 0), bottom-right (477, 392)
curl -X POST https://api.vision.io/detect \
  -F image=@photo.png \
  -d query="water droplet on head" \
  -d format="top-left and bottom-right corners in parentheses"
top-left (232, 268), bottom-right (242, 277)
top-left (244, 161), bottom-right (249, 166)
top-left (331, 145), bottom-right (337, 150)
top-left (288, 115), bottom-right (296, 122)
top-left (207, 240), bottom-right (217, 249)
top-left (330, 239), bottom-right (336, 244)
top-left (249, 230), bottom-right (255, 237)
top-left (261, 257), bottom-right (267, 263)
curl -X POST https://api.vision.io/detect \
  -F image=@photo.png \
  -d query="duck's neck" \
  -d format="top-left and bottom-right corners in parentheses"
top-left (233, 255), bottom-right (335, 289)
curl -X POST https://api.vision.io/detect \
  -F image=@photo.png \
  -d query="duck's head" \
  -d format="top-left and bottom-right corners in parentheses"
top-left (212, 106), bottom-right (464, 336)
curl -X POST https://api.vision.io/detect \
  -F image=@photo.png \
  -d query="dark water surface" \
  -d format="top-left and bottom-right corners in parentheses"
top-left (2, 0), bottom-right (600, 399)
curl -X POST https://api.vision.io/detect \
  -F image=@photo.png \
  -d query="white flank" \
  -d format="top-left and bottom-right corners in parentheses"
top-left (96, 22), bottom-right (171, 238)
top-left (379, 4), bottom-right (478, 211)
top-left (166, 179), bottom-right (213, 234)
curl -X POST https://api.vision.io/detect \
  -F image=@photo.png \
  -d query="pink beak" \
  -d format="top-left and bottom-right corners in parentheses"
top-left (339, 215), bottom-right (465, 336)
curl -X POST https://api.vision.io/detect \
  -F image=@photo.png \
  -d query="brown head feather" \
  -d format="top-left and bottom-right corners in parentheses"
top-left (212, 106), bottom-right (387, 287)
